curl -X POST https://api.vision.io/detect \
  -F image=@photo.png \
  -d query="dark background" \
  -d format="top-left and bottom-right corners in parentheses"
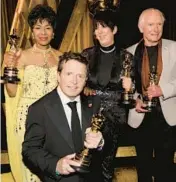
top-left (115, 0), bottom-right (176, 48)
top-left (51, 0), bottom-right (176, 49)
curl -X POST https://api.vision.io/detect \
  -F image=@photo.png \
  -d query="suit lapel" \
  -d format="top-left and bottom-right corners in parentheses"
top-left (44, 90), bottom-right (95, 152)
top-left (44, 89), bottom-right (74, 151)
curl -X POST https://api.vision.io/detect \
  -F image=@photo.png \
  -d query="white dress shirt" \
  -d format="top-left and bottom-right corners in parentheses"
top-left (57, 87), bottom-right (82, 130)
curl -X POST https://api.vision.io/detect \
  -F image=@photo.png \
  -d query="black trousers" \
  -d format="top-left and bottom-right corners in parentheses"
top-left (135, 103), bottom-right (176, 182)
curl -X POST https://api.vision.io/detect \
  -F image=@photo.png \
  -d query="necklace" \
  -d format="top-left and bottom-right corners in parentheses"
top-left (100, 46), bottom-right (116, 53)
top-left (32, 44), bottom-right (51, 66)
top-left (32, 44), bottom-right (52, 94)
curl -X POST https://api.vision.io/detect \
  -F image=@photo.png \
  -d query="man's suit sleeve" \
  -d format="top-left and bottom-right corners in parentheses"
top-left (160, 41), bottom-right (176, 100)
top-left (161, 67), bottom-right (176, 100)
top-left (22, 104), bottom-right (61, 180)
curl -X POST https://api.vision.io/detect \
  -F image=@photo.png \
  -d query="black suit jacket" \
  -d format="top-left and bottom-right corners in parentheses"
top-left (22, 89), bottom-right (100, 182)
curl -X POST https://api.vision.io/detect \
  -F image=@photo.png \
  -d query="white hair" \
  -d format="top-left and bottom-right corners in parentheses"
top-left (138, 8), bottom-right (165, 29)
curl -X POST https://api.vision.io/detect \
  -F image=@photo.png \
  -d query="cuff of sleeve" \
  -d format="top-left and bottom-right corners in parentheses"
top-left (55, 170), bottom-right (60, 176)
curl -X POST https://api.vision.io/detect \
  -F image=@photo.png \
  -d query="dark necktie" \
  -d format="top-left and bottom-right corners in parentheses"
top-left (67, 101), bottom-right (83, 153)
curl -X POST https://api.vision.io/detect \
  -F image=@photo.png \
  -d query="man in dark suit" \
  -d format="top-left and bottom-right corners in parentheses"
top-left (22, 52), bottom-right (104, 182)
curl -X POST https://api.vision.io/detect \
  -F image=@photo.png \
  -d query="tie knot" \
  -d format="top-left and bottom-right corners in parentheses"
top-left (67, 101), bottom-right (77, 110)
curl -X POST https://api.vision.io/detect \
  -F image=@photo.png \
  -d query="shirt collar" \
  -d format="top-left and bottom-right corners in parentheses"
top-left (57, 86), bottom-right (81, 105)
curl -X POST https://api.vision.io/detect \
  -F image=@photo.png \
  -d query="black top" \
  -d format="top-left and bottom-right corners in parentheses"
top-left (82, 45), bottom-right (132, 182)
top-left (85, 45), bottom-right (126, 123)
top-left (146, 45), bottom-right (158, 72)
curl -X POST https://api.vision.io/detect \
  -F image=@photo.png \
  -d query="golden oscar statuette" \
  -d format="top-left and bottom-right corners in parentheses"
top-left (1, 29), bottom-right (20, 84)
top-left (143, 66), bottom-right (158, 112)
top-left (121, 52), bottom-right (134, 105)
top-left (71, 108), bottom-right (105, 173)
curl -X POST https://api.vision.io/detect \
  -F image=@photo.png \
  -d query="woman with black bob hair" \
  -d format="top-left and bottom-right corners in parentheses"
top-left (82, 10), bottom-right (133, 182)
top-left (3, 4), bottom-right (62, 182)
top-left (28, 4), bottom-right (56, 30)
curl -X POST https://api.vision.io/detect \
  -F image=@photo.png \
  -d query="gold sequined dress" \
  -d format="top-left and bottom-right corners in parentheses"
top-left (5, 46), bottom-right (60, 182)
top-left (17, 65), bottom-right (57, 139)
top-left (18, 65), bottom-right (58, 182)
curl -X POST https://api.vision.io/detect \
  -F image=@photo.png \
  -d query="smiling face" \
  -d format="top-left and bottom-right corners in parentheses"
top-left (94, 22), bottom-right (117, 47)
top-left (138, 9), bottom-right (164, 46)
top-left (32, 19), bottom-right (54, 49)
top-left (58, 59), bottom-right (87, 100)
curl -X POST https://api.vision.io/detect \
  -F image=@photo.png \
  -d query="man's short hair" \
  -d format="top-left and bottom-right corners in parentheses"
top-left (57, 52), bottom-right (89, 73)
top-left (138, 8), bottom-right (165, 28)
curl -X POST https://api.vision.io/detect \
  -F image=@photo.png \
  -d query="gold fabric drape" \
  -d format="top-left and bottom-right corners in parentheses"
top-left (2, 0), bottom-right (93, 62)
top-left (1, 0), bottom-right (17, 65)
top-left (1, 0), bottom-right (9, 64)
top-left (1, 0), bottom-right (58, 57)
top-left (71, 6), bottom-right (93, 52)
top-left (60, 0), bottom-right (94, 53)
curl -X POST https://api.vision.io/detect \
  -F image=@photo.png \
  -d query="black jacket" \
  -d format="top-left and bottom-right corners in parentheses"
top-left (22, 89), bottom-right (100, 182)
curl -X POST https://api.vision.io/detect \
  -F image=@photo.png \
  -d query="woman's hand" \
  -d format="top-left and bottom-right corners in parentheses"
top-left (3, 49), bottom-right (21, 68)
top-left (83, 87), bottom-right (96, 96)
top-left (84, 128), bottom-right (104, 149)
top-left (121, 76), bottom-right (132, 92)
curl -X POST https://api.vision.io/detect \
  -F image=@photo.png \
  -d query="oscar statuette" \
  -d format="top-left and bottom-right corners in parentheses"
top-left (121, 52), bottom-right (134, 105)
top-left (1, 29), bottom-right (20, 84)
top-left (143, 66), bottom-right (158, 112)
top-left (71, 108), bottom-right (105, 173)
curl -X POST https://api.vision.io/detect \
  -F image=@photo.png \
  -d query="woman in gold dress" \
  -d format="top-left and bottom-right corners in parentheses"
top-left (3, 5), bottom-right (62, 182)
